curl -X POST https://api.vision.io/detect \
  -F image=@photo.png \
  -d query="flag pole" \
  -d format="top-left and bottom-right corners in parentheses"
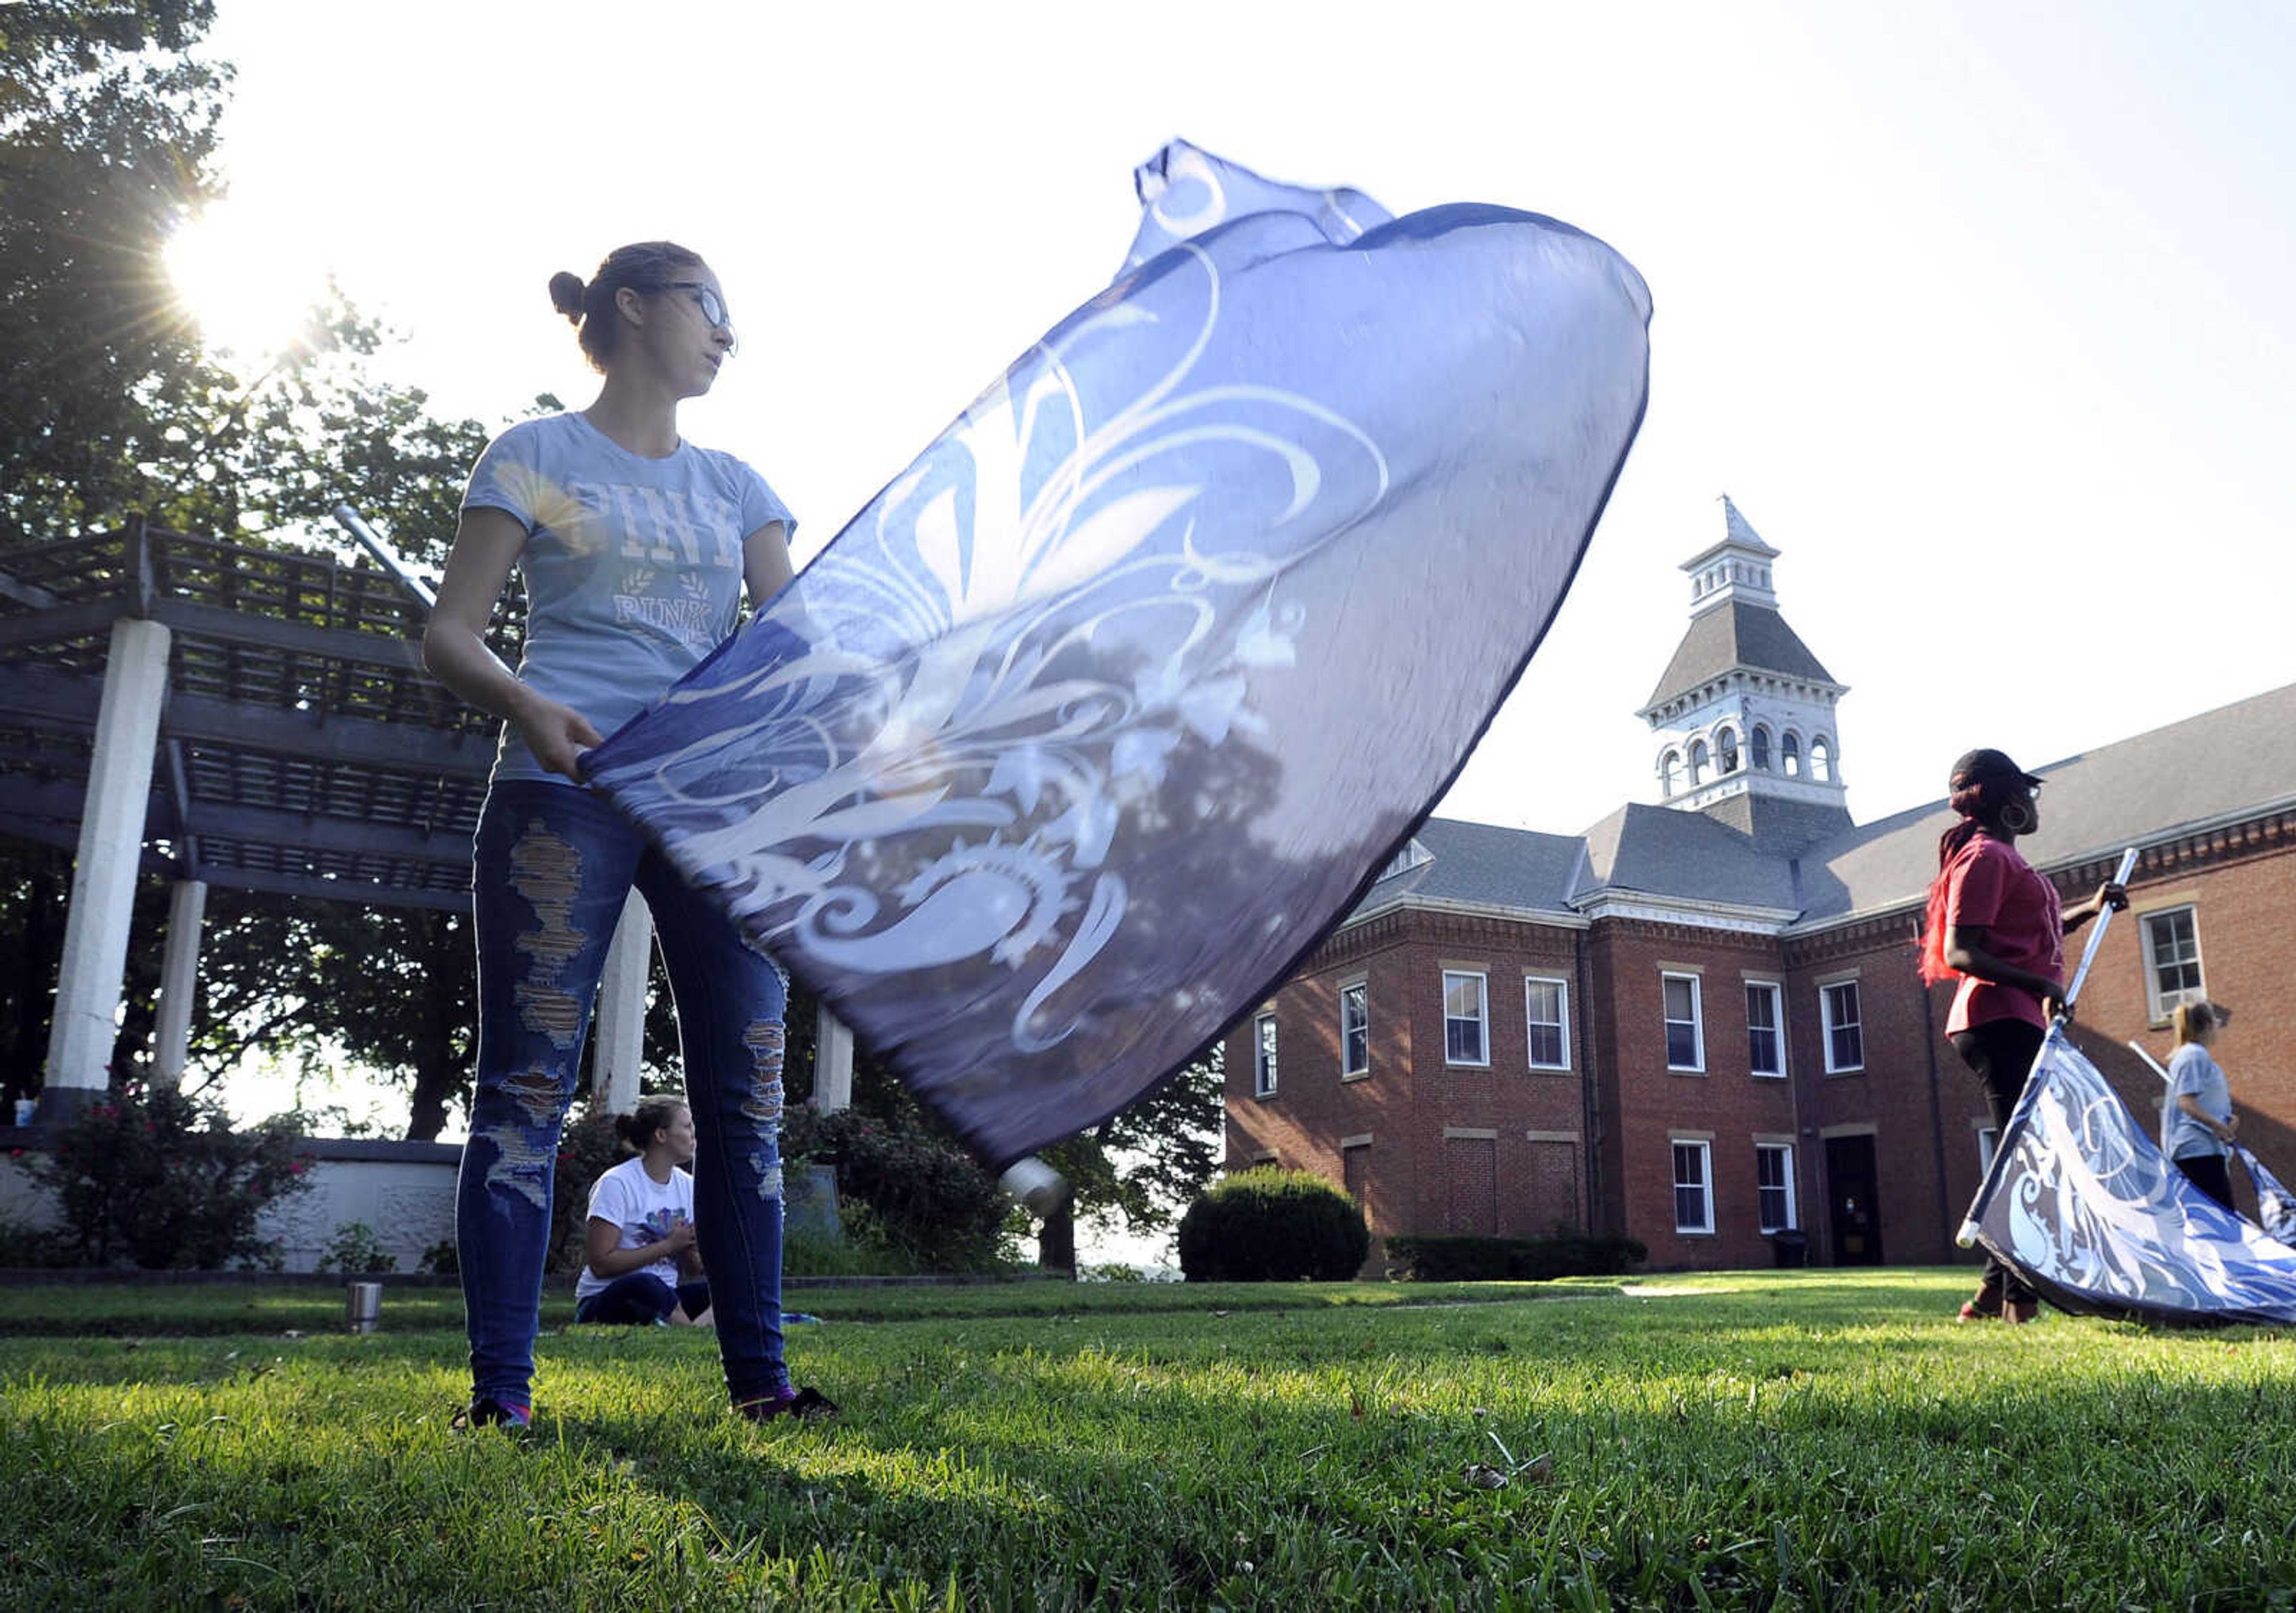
top-left (2060, 846), bottom-right (2141, 1016)
top-left (331, 503), bottom-right (436, 610)
top-left (1955, 844), bottom-right (2139, 1246)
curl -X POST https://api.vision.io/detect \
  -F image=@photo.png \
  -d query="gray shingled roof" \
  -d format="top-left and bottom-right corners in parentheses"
top-left (1642, 602), bottom-right (1840, 711)
top-left (1348, 683), bottom-right (2296, 934)
top-left (1796, 683), bottom-right (2296, 924)
top-left (1352, 817), bottom-right (1584, 918)
top-left (1577, 801), bottom-right (1801, 910)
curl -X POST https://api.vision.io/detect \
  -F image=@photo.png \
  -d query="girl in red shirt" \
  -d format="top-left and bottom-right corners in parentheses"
top-left (1919, 748), bottom-right (2125, 1324)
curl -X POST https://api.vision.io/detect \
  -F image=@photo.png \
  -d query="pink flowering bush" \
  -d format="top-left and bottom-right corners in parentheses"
top-left (546, 1110), bottom-right (628, 1273)
top-left (29, 1083), bottom-right (313, 1269)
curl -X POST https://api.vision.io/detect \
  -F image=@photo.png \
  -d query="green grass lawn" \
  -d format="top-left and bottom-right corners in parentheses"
top-left (4, 1269), bottom-right (2291, 1608)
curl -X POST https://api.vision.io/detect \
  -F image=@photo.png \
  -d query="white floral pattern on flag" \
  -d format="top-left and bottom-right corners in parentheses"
top-left (1964, 1027), bottom-right (2296, 1324)
top-left (581, 143), bottom-right (1652, 1164)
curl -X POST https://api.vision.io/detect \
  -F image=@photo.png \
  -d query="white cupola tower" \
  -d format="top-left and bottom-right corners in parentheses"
top-left (1635, 497), bottom-right (1852, 847)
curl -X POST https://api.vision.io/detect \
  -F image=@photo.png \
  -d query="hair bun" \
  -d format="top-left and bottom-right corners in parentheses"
top-left (547, 270), bottom-right (587, 322)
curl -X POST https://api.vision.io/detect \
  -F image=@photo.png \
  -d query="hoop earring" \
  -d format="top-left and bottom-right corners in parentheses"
top-left (1997, 799), bottom-right (2035, 835)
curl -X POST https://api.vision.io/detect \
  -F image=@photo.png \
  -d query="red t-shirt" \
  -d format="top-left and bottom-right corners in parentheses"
top-left (1940, 833), bottom-right (2062, 1034)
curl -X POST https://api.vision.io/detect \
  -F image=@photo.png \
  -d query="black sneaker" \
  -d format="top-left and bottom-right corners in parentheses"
top-left (734, 1385), bottom-right (838, 1423)
top-left (452, 1397), bottom-right (533, 1430)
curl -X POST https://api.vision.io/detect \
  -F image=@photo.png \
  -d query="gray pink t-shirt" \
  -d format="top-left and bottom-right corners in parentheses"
top-left (461, 412), bottom-right (793, 783)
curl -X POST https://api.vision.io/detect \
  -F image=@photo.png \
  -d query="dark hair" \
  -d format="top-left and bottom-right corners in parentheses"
top-left (1915, 775), bottom-right (2032, 985)
top-left (615, 1097), bottom-right (688, 1153)
top-left (548, 241), bottom-right (707, 372)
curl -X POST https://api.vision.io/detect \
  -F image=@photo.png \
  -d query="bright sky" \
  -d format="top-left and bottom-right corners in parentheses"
top-left (185, 0), bottom-right (2295, 843)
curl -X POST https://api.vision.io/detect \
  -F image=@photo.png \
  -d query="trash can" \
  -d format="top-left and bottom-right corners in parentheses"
top-left (1770, 1229), bottom-right (1809, 1269)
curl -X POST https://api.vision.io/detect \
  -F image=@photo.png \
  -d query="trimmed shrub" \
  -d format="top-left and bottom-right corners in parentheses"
top-left (28, 1083), bottom-right (313, 1270)
top-left (782, 1104), bottom-right (1013, 1273)
top-left (1176, 1167), bottom-right (1369, 1282)
top-left (1384, 1230), bottom-right (1648, 1282)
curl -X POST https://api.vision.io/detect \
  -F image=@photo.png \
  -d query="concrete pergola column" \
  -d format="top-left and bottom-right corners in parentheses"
top-left (590, 890), bottom-right (653, 1114)
top-left (149, 878), bottom-right (208, 1089)
top-left (813, 1003), bottom-right (853, 1113)
top-left (42, 617), bottom-right (170, 1117)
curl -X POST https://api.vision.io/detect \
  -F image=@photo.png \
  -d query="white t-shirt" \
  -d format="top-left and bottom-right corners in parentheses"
top-left (574, 1155), bottom-right (696, 1300)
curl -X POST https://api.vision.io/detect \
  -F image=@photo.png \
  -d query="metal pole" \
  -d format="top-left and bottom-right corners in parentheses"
top-left (331, 503), bottom-right (436, 610)
top-left (2060, 846), bottom-right (2141, 1018)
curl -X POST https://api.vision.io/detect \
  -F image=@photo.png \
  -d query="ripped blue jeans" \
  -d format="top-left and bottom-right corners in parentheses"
top-left (462, 778), bottom-right (789, 1409)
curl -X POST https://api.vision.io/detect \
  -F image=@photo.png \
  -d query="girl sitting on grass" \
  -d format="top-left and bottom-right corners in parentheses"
top-left (574, 1099), bottom-right (711, 1328)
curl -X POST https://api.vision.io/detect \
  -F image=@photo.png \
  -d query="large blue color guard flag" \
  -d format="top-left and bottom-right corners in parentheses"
top-left (1964, 1027), bottom-right (2296, 1325)
top-left (581, 142), bottom-right (1652, 1164)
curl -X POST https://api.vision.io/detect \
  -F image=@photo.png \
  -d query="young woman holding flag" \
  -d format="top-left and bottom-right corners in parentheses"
top-left (1919, 747), bottom-right (2126, 1323)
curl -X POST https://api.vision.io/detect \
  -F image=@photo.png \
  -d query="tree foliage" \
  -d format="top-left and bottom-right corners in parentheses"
top-left (1039, 1046), bottom-right (1224, 1242)
top-left (1, 1), bottom-right (232, 546)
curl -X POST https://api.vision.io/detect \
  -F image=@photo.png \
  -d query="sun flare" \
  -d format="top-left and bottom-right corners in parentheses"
top-left (163, 204), bottom-right (327, 365)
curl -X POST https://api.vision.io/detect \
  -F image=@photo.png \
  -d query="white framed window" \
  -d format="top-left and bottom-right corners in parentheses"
top-left (1756, 1142), bottom-right (1797, 1232)
top-left (1662, 972), bottom-right (1704, 1071)
top-left (1442, 970), bottom-right (1489, 1066)
top-left (1745, 981), bottom-right (1785, 1077)
top-left (1810, 735), bottom-right (1834, 783)
top-left (1672, 1140), bottom-right (1714, 1233)
top-left (1339, 981), bottom-right (1369, 1078)
top-left (1253, 1012), bottom-right (1278, 1097)
top-left (1821, 980), bottom-right (1864, 1072)
top-left (2142, 906), bottom-right (2206, 1020)
top-left (1717, 726), bottom-right (1741, 774)
top-left (1688, 738), bottom-right (1710, 786)
top-left (1524, 975), bottom-right (1570, 1070)
top-left (1659, 750), bottom-right (1683, 798)
top-left (1750, 725), bottom-right (1772, 771)
top-left (1781, 731), bottom-right (1802, 777)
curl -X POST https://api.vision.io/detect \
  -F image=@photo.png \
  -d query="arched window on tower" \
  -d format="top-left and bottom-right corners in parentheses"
top-left (1689, 740), bottom-right (1709, 786)
top-left (1782, 732), bottom-right (1802, 777)
top-left (1717, 726), bottom-right (1741, 774)
top-left (1750, 725), bottom-right (1772, 771)
top-left (1810, 735), bottom-right (1833, 783)
top-left (1660, 750), bottom-right (1683, 798)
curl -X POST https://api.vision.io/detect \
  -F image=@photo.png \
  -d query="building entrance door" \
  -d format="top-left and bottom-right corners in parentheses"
top-left (1824, 1135), bottom-right (1883, 1266)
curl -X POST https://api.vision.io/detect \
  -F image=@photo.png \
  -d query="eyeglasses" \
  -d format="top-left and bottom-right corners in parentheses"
top-left (661, 280), bottom-right (732, 335)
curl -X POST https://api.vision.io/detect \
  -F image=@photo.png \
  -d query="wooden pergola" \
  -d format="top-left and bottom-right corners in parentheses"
top-left (0, 520), bottom-right (660, 1120)
top-left (1, 520), bottom-right (491, 902)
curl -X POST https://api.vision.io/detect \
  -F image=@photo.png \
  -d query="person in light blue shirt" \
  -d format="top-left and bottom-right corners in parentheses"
top-left (2162, 1000), bottom-right (2239, 1213)
top-left (424, 240), bottom-right (832, 1430)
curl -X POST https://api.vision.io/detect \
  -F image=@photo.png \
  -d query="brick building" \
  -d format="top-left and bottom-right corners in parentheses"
top-left (1225, 502), bottom-right (2296, 1271)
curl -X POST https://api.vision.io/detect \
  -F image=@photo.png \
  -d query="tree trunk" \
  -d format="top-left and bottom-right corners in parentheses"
top-left (405, 1053), bottom-right (450, 1142)
top-left (1038, 1205), bottom-right (1076, 1273)
top-left (5, 863), bottom-right (63, 1104)
top-left (403, 911), bottom-right (467, 1142)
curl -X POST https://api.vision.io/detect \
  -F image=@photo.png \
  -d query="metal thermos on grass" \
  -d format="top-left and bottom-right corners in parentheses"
top-left (346, 1282), bottom-right (382, 1334)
